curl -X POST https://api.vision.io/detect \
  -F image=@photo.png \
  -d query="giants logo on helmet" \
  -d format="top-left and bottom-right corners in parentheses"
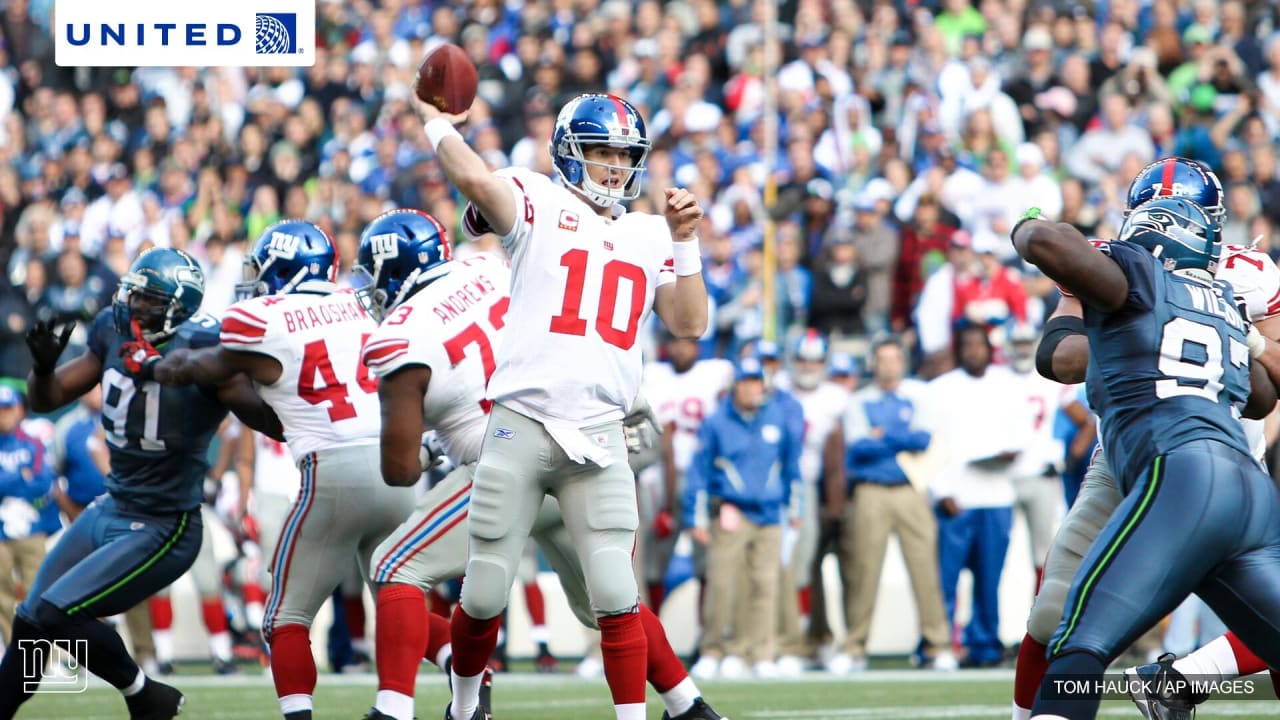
top-left (368, 233), bottom-right (400, 260)
top-left (1149, 182), bottom-right (1193, 198)
top-left (266, 231), bottom-right (302, 259)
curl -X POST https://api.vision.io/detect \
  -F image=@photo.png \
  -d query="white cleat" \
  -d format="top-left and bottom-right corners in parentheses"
top-left (775, 655), bottom-right (807, 677)
top-left (718, 655), bottom-right (748, 679)
top-left (929, 651), bottom-right (959, 672)
top-left (752, 660), bottom-right (779, 679)
top-left (690, 655), bottom-right (720, 680)
top-left (826, 653), bottom-right (867, 675)
top-left (575, 655), bottom-right (604, 678)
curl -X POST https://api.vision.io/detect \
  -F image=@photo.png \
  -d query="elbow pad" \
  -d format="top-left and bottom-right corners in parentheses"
top-left (1035, 315), bottom-right (1086, 383)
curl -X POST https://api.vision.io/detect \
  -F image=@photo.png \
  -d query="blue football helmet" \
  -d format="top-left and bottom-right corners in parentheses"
top-left (237, 220), bottom-right (337, 299)
top-left (353, 209), bottom-right (453, 323)
top-left (113, 248), bottom-right (205, 343)
top-left (1118, 197), bottom-right (1221, 283)
top-left (550, 93), bottom-right (651, 207)
top-left (1125, 157), bottom-right (1225, 227)
top-left (791, 331), bottom-right (829, 389)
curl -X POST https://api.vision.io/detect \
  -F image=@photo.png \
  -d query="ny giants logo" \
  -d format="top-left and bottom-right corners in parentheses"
top-left (266, 232), bottom-right (302, 259)
top-left (368, 233), bottom-right (400, 261)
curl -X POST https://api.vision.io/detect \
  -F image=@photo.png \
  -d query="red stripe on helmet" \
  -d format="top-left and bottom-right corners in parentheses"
top-left (1159, 159), bottom-right (1175, 196)
top-left (609, 95), bottom-right (631, 133)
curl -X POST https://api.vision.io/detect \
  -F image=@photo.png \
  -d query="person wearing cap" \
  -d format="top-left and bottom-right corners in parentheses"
top-left (810, 229), bottom-right (869, 339)
top-left (80, 161), bottom-right (143, 258)
top-left (1168, 24), bottom-right (1216, 105)
top-left (1002, 25), bottom-right (1061, 138)
top-left (827, 351), bottom-right (860, 393)
top-left (831, 336), bottom-right (955, 674)
top-left (913, 229), bottom-right (978, 377)
top-left (684, 356), bottom-right (803, 681)
top-left (1064, 93), bottom-right (1155, 186)
top-left (0, 386), bottom-right (57, 648)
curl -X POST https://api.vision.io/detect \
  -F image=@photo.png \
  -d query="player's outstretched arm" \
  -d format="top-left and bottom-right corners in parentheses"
top-left (654, 188), bottom-right (710, 338)
top-left (152, 346), bottom-right (282, 387)
top-left (412, 92), bottom-right (516, 238)
top-left (1036, 295), bottom-right (1089, 384)
top-left (26, 321), bottom-right (98, 413)
top-left (377, 365), bottom-right (431, 487)
top-left (1012, 213), bottom-right (1129, 312)
top-left (1244, 360), bottom-right (1278, 420)
top-left (216, 375), bottom-right (284, 442)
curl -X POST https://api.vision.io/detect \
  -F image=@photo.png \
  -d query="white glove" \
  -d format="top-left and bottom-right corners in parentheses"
top-left (1248, 324), bottom-right (1268, 359)
top-left (623, 395), bottom-right (662, 454)
top-left (419, 431), bottom-right (448, 471)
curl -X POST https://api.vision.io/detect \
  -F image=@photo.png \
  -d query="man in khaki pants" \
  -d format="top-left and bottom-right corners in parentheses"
top-left (685, 357), bottom-right (803, 679)
top-left (827, 338), bottom-right (956, 673)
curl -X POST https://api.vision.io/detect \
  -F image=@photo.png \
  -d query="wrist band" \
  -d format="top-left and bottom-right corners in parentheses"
top-left (672, 238), bottom-right (702, 276)
top-left (424, 118), bottom-right (462, 151)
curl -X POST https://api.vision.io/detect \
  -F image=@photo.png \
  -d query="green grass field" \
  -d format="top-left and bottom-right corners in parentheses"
top-left (14, 670), bottom-right (1280, 720)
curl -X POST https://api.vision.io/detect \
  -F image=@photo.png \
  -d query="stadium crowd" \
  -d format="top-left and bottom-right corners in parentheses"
top-left (2, 0), bottom-right (1280, 684)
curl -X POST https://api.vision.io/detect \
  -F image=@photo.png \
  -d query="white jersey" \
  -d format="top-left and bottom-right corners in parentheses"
top-left (1218, 245), bottom-right (1280, 459)
top-left (220, 287), bottom-right (380, 462)
top-left (466, 167), bottom-right (678, 425)
top-left (1009, 370), bottom-right (1071, 477)
top-left (788, 382), bottom-right (851, 485)
top-left (254, 433), bottom-right (301, 501)
top-left (362, 254), bottom-right (512, 466)
top-left (647, 358), bottom-right (735, 473)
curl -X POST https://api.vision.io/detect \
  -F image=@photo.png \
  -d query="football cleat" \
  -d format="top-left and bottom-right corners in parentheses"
top-left (478, 665), bottom-right (494, 720)
top-left (535, 646), bottom-right (559, 673)
top-left (662, 697), bottom-right (728, 720)
top-left (212, 658), bottom-right (239, 675)
top-left (126, 678), bottom-right (185, 720)
top-left (362, 709), bottom-right (412, 720)
top-left (1124, 653), bottom-right (1199, 720)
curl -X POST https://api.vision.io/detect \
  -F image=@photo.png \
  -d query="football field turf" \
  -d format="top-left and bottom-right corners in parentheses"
top-left (16, 670), bottom-right (1280, 719)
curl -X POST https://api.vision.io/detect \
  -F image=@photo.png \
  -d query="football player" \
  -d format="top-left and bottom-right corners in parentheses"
top-left (0, 248), bottom-right (282, 720)
top-left (417, 86), bottom-right (709, 720)
top-left (136, 221), bottom-right (414, 720)
top-left (355, 209), bottom-right (724, 720)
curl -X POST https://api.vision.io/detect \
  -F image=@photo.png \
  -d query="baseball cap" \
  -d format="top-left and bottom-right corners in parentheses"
top-left (1183, 24), bottom-right (1213, 46)
top-left (829, 352), bottom-right (857, 377)
top-left (1023, 26), bottom-right (1053, 52)
top-left (61, 187), bottom-right (87, 208)
top-left (0, 386), bottom-right (23, 409)
top-left (107, 162), bottom-right (129, 181)
top-left (950, 229), bottom-right (973, 248)
top-left (735, 356), bottom-right (766, 382)
top-left (890, 29), bottom-right (913, 47)
top-left (755, 339), bottom-right (781, 361)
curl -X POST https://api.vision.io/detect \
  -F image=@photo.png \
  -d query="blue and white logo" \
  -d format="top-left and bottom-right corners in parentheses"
top-left (255, 13), bottom-right (297, 54)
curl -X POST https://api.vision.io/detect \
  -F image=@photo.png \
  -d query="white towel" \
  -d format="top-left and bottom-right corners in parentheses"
top-left (544, 420), bottom-right (615, 468)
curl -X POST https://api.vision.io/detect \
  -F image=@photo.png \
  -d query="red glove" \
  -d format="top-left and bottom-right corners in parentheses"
top-left (653, 510), bottom-right (675, 540)
top-left (119, 320), bottom-right (160, 380)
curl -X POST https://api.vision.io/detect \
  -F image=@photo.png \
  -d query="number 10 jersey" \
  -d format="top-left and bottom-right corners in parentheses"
top-left (220, 287), bottom-right (380, 463)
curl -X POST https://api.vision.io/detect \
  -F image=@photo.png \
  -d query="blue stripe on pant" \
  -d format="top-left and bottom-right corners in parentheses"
top-left (935, 505), bottom-right (1012, 665)
top-left (17, 495), bottom-right (201, 622)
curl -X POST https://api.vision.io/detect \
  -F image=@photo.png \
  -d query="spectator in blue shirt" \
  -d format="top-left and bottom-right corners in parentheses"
top-left (51, 384), bottom-right (108, 520)
top-left (0, 386), bottom-right (56, 645)
top-left (685, 356), bottom-right (802, 680)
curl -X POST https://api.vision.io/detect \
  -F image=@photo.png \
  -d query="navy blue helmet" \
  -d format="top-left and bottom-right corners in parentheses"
top-left (237, 220), bottom-right (337, 299)
top-left (550, 93), bottom-right (651, 207)
top-left (113, 248), bottom-right (205, 343)
top-left (1125, 157), bottom-right (1225, 228)
top-left (1118, 197), bottom-right (1221, 283)
top-left (354, 209), bottom-right (453, 323)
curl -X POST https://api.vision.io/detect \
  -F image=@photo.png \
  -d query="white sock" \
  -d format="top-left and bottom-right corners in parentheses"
top-left (660, 677), bottom-right (699, 717)
top-left (530, 625), bottom-right (550, 644)
top-left (435, 644), bottom-right (452, 671)
top-left (246, 601), bottom-right (265, 628)
top-left (614, 702), bottom-right (647, 720)
top-left (449, 670), bottom-right (483, 719)
top-left (1030, 715), bottom-right (1069, 720)
top-left (376, 689), bottom-right (415, 720)
top-left (1173, 635), bottom-right (1238, 680)
top-left (122, 670), bottom-right (146, 697)
top-left (209, 632), bottom-right (233, 662)
top-left (352, 637), bottom-right (370, 655)
top-left (1011, 701), bottom-right (1032, 720)
top-left (279, 693), bottom-right (313, 714)
top-left (153, 630), bottom-right (174, 663)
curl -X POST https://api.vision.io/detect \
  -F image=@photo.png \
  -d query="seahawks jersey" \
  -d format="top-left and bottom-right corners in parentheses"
top-left (87, 309), bottom-right (229, 513)
top-left (1085, 241), bottom-right (1252, 489)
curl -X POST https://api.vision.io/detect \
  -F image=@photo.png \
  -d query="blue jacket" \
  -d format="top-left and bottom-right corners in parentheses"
top-left (683, 394), bottom-right (804, 528)
top-left (845, 384), bottom-right (931, 488)
top-left (0, 428), bottom-right (57, 539)
top-left (56, 410), bottom-right (107, 508)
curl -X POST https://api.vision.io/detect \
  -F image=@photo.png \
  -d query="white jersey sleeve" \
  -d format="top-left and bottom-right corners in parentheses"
top-left (221, 290), bottom-right (381, 462)
top-left (1219, 246), bottom-right (1280, 322)
top-left (363, 253), bottom-right (512, 466)
top-left (461, 168), bottom-right (541, 255)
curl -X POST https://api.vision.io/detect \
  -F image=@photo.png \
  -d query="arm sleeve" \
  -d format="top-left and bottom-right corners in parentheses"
top-left (461, 168), bottom-right (538, 254)
top-left (844, 399), bottom-right (899, 462)
top-left (220, 302), bottom-right (270, 348)
top-left (682, 421), bottom-right (717, 529)
top-left (784, 407), bottom-right (804, 519)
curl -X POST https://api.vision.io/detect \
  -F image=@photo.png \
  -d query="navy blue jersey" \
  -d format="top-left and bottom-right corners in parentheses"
top-left (86, 309), bottom-right (228, 513)
top-left (1085, 241), bottom-right (1252, 488)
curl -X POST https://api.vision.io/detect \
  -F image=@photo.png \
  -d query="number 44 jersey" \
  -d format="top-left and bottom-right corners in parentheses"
top-left (361, 253), bottom-right (511, 466)
top-left (1085, 240), bottom-right (1254, 489)
top-left (220, 287), bottom-right (380, 462)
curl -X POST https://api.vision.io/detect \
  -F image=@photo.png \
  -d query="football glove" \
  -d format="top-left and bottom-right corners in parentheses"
top-left (119, 320), bottom-right (160, 381)
top-left (25, 320), bottom-right (73, 376)
top-left (419, 431), bottom-right (448, 471)
top-left (623, 393), bottom-right (662, 455)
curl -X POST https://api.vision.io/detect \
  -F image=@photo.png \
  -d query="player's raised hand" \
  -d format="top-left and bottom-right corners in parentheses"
top-left (119, 320), bottom-right (161, 381)
top-left (25, 320), bottom-right (73, 376)
top-left (410, 75), bottom-right (470, 127)
top-left (664, 187), bottom-right (703, 241)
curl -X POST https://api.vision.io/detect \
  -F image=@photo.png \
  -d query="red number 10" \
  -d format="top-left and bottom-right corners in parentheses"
top-left (548, 249), bottom-right (647, 350)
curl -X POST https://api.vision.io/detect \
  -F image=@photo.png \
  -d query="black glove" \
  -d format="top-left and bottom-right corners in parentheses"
top-left (25, 321), bottom-right (73, 376)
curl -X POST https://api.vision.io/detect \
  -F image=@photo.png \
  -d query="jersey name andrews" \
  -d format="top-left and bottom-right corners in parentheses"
top-left (1185, 283), bottom-right (1245, 332)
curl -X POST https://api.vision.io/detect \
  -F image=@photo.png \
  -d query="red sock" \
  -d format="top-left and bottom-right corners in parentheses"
top-left (1014, 632), bottom-right (1049, 711)
top-left (268, 623), bottom-right (317, 699)
top-left (599, 612), bottom-right (648, 706)
top-left (638, 604), bottom-right (685, 693)
top-left (1034, 567), bottom-right (1045, 595)
top-left (428, 588), bottom-right (452, 617)
top-left (1226, 631), bottom-right (1269, 675)
top-left (425, 612), bottom-right (452, 665)
top-left (344, 595), bottom-right (367, 641)
top-left (201, 598), bottom-right (229, 634)
top-left (375, 585), bottom-right (428, 696)
top-left (523, 582), bottom-right (546, 627)
top-left (244, 583), bottom-right (267, 606)
top-left (149, 596), bottom-right (174, 630)
top-left (449, 606), bottom-right (502, 677)
top-left (797, 587), bottom-right (811, 616)
top-left (647, 583), bottom-right (665, 612)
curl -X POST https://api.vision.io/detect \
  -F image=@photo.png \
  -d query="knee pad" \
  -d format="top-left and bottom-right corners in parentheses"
top-left (468, 465), bottom-right (518, 542)
top-left (1027, 583), bottom-right (1069, 646)
top-left (459, 556), bottom-right (513, 621)
top-left (583, 534), bottom-right (640, 614)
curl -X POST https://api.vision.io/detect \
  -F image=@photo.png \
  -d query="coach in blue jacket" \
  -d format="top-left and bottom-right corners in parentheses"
top-left (684, 356), bottom-right (803, 678)
top-left (0, 386), bottom-right (56, 646)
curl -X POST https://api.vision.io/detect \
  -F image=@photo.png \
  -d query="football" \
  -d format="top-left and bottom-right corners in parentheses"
top-left (414, 43), bottom-right (478, 115)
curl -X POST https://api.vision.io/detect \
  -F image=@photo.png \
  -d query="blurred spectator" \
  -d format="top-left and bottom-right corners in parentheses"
top-left (891, 194), bottom-right (955, 333)
top-left (809, 234), bottom-right (867, 339)
top-left (50, 384), bottom-right (107, 521)
top-left (1065, 94), bottom-right (1155, 185)
top-left (34, 249), bottom-right (114, 325)
top-left (0, 386), bottom-right (56, 646)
